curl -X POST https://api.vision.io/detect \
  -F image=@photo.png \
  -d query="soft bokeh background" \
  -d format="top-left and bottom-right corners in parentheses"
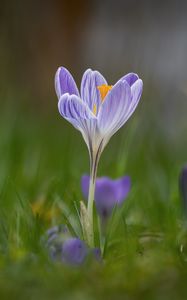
top-left (1, 1), bottom-right (187, 299)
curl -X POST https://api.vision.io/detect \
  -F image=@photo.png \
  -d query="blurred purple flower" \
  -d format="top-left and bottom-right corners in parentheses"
top-left (45, 226), bottom-right (101, 265)
top-left (46, 225), bottom-right (68, 247)
top-left (81, 175), bottom-right (131, 218)
top-left (55, 67), bottom-right (143, 155)
top-left (62, 238), bottom-right (88, 265)
top-left (179, 165), bottom-right (187, 213)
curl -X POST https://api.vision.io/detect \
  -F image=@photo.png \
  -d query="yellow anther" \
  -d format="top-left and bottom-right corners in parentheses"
top-left (97, 84), bottom-right (113, 102)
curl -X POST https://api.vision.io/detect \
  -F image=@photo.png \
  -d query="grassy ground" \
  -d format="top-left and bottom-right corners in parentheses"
top-left (0, 97), bottom-right (187, 300)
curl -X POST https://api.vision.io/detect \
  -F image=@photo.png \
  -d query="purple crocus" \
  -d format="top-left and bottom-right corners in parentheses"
top-left (55, 67), bottom-right (143, 246)
top-left (179, 165), bottom-right (187, 213)
top-left (62, 238), bottom-right (88, 265)
top-left (45, 226), bottom-right (101, 265)
top-left (55, 67), bottom-right (143, 157)
top-left (81, 175), bottom-right (131, 218)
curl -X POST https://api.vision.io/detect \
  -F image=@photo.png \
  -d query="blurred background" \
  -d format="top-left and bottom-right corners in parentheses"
top-left (1, 2), bottom-right (187, 298)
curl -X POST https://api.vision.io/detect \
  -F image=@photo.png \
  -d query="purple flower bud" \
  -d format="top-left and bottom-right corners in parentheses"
top-left (81, 175), bottom-right (131, 219)
top-left (62, 238), bottom-right (88, 265)
top-left (179, 165), bottom-right (187, 213)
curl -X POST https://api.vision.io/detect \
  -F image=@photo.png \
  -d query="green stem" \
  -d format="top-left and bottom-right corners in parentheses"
top-left (86, 139), bottom-right (104, 247)
top-left (87, 155), bottom-right (97, 247)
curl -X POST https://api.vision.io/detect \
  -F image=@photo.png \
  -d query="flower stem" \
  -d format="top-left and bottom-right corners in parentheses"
top-left (86, 140), bottom-right (103, 247)
top-left (87, 154), bottom-right (98, 247)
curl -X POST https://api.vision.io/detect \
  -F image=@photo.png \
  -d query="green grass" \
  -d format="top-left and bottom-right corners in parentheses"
top-left (0, 98), bottom-right (187, 300)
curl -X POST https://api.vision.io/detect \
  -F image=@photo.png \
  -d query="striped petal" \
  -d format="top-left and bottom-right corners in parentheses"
top-left (55, 67), bottom-right (79, 99)
top-left (121, 73), bottom-right (139, 87)
top-left (97, 80), bottom-right (131, 138)
top-left (80, 69), bottom-right (107, 114)
top-left (58, 93), bottom-right (96, 131)
top-left (125, 79), bottom-right (143, 118)
top-left (58, 94), bottom-right (97, 148)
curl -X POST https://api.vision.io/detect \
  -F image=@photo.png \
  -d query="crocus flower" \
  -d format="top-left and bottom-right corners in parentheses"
top-left (81, 175), bottom-right (131, 219)
top-left (62, 238), bottom-right (88, 265)
top-left (179, 165), bottom-right (187, 213)
top-left (55, 67), bottom-right (143, 246)
top-left (45, 225), bottom-right (101, 265)
top-left (56, 67), bottom-right (143, 159)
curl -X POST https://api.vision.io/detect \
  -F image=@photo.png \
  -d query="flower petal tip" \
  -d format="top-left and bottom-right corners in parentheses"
top-left (55, 66), bottom-right (79, 99)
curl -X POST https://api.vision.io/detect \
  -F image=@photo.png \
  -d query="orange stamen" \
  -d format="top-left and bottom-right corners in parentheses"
top-left (97, 84), bottom-right (113, 102)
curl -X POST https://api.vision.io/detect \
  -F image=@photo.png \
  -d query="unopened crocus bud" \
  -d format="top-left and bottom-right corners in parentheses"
top-left (179, 165), bottom-right (187, 213)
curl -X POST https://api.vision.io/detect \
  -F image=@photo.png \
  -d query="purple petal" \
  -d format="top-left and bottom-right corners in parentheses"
top-left (58, 93), bottom-right (96, 131)
top-left (95, 177), bottom-right (118, 217)
top-left (114, 176), bottom-right (131, 204)
top-left (121, 73), bottom-right (139, 87)
top-left (125, 79), bottom-right (143, 119)
top-left (81, 175), bottom-right (131, 218)
top-left (97, 80), bottom-right (131, 137)
top-left (94, 176), bottom-right (130, 217)
top-left (80, 69), bottom-right (107, 114)
top-left (55, 67), bottom-right (79, 99)
top-left (62, 238), bottom-right (88, 265)
top-left (131, 79), bottom-right (143, 106)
